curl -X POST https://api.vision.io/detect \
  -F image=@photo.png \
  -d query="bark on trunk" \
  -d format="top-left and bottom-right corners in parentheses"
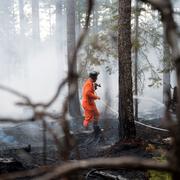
top-left (19, 0), bottom-right (25, 36)
top-left (66, 0), bottom-right (81, 118)
top-left (118, 0), bottom-right (136, 139)
top-left (163, 35), bottom-right (171, 106)
top-left (93, 2), bottom-right (98, 33)
top-left (76, 0), bottom-right (81, 36)
top-left (0, 1), bottom-right (13, 41)
top-left (134, 0), bottom-right (139, 121)
top-left (56, 0), bottom-right (63, 50)
top-left (32, 0), bottom-right (40, 41)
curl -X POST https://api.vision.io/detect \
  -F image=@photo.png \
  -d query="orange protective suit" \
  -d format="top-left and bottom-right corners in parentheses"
top-left (82, 78), bottom-right (99, 127)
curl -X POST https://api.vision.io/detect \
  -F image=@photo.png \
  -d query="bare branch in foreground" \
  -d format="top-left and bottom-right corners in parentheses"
top-left (139, 0), bottom-right (180, 178)
top-left (56, 0), bottom-right (95, 161)
top-left (44, 78), bottom-right (68, 108)
top-left (0, 117), bottom-right (34, 123)
top-left (1, 1), bottom-right (176, 180)
top-left (0, 85), bottom-right (31, 104)
top-left (36, 157), bottom-right (171, 180)
top-left (139, 0), bottom-right (180, 60)
top-left (0, 156), bottom-right (172, 180)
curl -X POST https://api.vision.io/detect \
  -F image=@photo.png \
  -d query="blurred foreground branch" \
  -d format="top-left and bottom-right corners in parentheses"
top-left (0, 0), bottom-right (179, 179)
top-left (0, 0), bottom-right (94, 163)
top-left (0, 85), bottom-right (31, 104)
top-left (55, 0), bottom-right (95, 161)
top-left (0, 156), bottom-right (171, 180)
top-left (140, 0), bottom-right (180, 179)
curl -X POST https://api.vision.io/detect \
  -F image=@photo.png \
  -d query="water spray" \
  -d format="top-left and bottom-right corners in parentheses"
top-left (99, 98), bottom-right (169, 132)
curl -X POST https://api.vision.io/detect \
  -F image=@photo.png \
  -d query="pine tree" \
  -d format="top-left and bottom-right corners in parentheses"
top-left (32, 0), bottom-right (40, 41)
top-left (118, 0), bottom-right (136, 139)
top-left (66, 0), bottom-right (81, 118)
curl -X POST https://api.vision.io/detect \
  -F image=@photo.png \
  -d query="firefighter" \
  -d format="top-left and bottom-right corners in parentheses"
top-left (82, 71), bottom-right (101, 134)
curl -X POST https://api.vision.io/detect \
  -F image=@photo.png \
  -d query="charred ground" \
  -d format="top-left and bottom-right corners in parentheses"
top-left (0, 118), bottom-right (170, 179)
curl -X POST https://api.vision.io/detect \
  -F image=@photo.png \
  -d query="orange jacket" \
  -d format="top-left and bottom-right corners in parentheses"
top-left (82, 78), bottom-right (99, 111)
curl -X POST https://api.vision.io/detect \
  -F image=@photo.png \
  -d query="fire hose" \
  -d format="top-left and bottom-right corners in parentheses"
top-left (99, 100), bottom-right (169, 132)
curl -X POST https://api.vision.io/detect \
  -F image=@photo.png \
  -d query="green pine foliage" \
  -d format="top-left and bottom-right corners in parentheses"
top-left (77, 0), bottom-right (165, 92)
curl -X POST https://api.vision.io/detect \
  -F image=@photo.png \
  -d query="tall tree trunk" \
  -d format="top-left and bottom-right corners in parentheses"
top-left (66, 0), bottom-right (81, 118)
top-left (0, 0), bottom-right (16, 78)
top-left (18, 0), bottom-right (27, 75)
top-left (32, 0), bottom-right (40, 42)
top-left (56, 0), bottom-right (63, 49)
top-left (163, 35), bottom-right (171, 106)
top-left (118, 0), bottom-right (136, 139)
top-left (11, 0), bottom-right (16, 39)
top-left (0, 0), bottom-right (13, 41)
top-left (93, 2), bottom-right (98, 33)
top-left (134, 0), bottom-right (139, 121)
top-left (19, 0), bottom-right (25, 37)
top-left (48, 4), bottom-right (52, 37)
top-left (76, 0), bottom-right (81, 36)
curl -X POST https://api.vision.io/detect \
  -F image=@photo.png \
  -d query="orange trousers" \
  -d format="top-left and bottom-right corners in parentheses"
top-left (82, 106), bottom-right (99, 127)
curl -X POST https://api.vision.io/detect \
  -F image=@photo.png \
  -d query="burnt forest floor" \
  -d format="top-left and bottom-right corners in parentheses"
top-left (0, 118), bottom-right (171, 180)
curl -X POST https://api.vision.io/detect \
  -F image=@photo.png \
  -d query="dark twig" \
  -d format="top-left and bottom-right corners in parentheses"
top-left (0, 0), bottom-right (177, 180)
top-left (0, 84), bottom-right (31, 104)
top-left (139, 0), bottom-right (180, 178)
top-left (57, 0), bottom-right (95, 161)
top-left (36, 157), bottom-right (171, 180)
top-left (44, 78), bottom-right (68, 108)
top-left (0, 117), bottom-right (34, 123)
top-left (0, 156), bottom-right (171, 180)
